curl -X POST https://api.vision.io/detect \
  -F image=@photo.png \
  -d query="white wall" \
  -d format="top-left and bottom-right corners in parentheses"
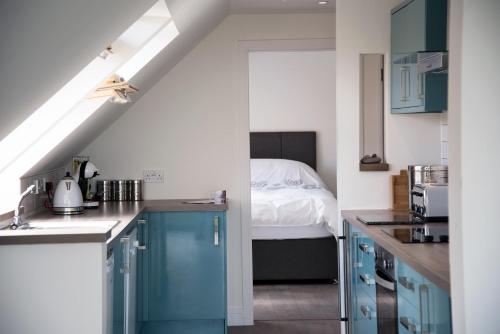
top-left (249, 50), bottom-right (336, 192)
top-left (448, 1), bottom-right (500, 333)
top-left (336, 0), bottom-right (442, 214)
top-left (82, 13), bottom-right (335, 325)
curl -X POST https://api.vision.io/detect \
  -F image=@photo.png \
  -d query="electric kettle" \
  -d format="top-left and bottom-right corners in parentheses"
top-left (53, 172), bottom-right (84, 215)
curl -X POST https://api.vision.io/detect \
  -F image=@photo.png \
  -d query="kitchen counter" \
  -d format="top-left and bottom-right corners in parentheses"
top-left (342, 209), bottom-right (450, 293)
top-left (0, 200), bottom-right (228, 245)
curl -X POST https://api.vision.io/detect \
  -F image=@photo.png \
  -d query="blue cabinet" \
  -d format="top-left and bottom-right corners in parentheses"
top-left (391, 0), bottom-right (447, 54)
top-left (396, 259), bottom-right (452, 334)
top-left (347, 223), bottom-right (377, 334)
top-left (390, 0), bottom-right (448, 114)
top-left (140, 211), bottom-right (227, 334)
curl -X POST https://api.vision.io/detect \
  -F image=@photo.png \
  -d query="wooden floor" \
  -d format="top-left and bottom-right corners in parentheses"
top-left (229, 284), bottom-right (341, 334)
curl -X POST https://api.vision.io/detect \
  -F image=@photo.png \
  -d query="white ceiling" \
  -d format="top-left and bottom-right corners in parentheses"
top-left (230, 0), bottom-right (335, 14)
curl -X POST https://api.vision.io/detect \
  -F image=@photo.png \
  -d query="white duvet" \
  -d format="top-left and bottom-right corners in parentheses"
top-left (250, 159), bottom-right (338, 235)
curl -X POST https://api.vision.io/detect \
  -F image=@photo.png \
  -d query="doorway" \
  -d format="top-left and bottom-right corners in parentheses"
top-left (232, 45), bottom-right (338, 333)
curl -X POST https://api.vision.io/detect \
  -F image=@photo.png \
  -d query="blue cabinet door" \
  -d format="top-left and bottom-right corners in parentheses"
top-left (391, 0), bottom-right (448, 114)
top-left (391, 0), bottom-right (426, 54)
top-left (423, 279), bottom-right (452, 334)
top-left (396, 259), bottom-right (452, 334)
top-left (146, 211), bottom-right (226, 321)
top-left (348, 224), bottom-right (377, 334)
top-left (391, 0), bottom-right (447, 54)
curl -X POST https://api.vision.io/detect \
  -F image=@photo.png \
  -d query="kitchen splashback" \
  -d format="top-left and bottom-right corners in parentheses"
top-left (20, 167), bottom-right (67, 217)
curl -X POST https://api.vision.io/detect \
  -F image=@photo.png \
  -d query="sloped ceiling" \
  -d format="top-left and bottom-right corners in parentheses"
top-left (19, 0), bottom-right (229, 176)
top-left (0, 0), bottom-right (156, 141)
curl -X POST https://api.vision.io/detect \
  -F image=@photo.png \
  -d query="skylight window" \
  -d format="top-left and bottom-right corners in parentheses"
top-left (0, 0), bottom-right (179, 214)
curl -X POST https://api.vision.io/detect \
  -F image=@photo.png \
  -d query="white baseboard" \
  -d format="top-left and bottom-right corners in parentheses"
top-left (228, 306), bottom-right (253, 326)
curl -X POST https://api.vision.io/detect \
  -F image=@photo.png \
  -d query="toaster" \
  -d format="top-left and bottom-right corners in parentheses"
top-left (410, 184), bottom-right (448, 221)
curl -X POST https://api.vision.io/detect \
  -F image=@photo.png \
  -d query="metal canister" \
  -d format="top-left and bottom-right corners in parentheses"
top-left (96, 180), bottom-right (113, 202)
top-left (131, 180), bottom-right (143, 201)
top-left (125, 180), bottom-right (133, 201)
top-left (109, 180), bottom-right (118, 201)
top-left (116, 180), bottom-right (128, 201)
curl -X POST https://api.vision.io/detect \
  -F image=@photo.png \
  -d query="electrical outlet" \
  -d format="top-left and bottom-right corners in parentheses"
top-left (32, 179), bottom-right (41, 195)
top-left (143, 169), bottom-right (164, 183)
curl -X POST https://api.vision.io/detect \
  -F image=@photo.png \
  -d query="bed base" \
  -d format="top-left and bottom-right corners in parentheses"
top-left (252, 237), bottom-right (338, 282)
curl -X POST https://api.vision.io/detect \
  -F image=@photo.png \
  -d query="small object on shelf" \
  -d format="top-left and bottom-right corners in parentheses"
top-left (359, 154), bottom-right (389, 172)
top-left (360, 154), bottom-right (382, 164)
top-left (214, 190), bottom-right (227, 204)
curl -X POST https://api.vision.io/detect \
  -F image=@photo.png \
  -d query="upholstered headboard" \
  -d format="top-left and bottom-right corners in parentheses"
top-left (249, 132), bottom-right (317, 170)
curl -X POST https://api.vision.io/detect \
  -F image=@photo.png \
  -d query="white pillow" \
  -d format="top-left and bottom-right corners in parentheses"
top-left (250, 159), bottom-right (325, 189)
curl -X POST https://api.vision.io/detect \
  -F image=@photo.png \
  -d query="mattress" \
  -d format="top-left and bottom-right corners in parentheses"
top-left (252, 224), bottom-right (333, 240)
top-left (251, 187), bottom-right (338, 237)
top-left (250, 159), bottom-right (339, 238)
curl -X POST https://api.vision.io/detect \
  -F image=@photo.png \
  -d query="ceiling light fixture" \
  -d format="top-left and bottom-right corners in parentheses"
top-left (98, 46), bottom-right (114, 60)
top-left (318, 0), bottom-right (329, 5)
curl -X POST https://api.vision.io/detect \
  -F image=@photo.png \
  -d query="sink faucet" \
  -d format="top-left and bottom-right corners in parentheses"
top-left (10, 185), bottom-right (35, 230)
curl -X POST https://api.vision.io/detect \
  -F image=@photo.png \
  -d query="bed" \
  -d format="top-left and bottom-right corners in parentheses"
top-left (250, 132), bottom-right (338, 282)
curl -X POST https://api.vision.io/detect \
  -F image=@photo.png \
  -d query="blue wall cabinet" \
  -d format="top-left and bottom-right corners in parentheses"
top-left (140, 211), bottom-right (227, 334)
top-left (347, 223), bottom-right (377, 334)
top-left (391, 0), bottom-right (448, 114)
top-left (391, 0), bottom-right (447, 54)
top-left (396, 259), bottom-right (452, 334)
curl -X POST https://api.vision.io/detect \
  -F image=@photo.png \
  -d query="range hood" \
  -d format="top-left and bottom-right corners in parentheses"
top-left (417, 52), bottom-right (448, 73)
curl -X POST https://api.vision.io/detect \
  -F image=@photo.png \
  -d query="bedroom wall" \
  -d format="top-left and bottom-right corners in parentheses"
top-left (249, 50), bottom-right (337, 194)
top-left (336, 0), bottom-right (442, 215)
top-left (82, 12), bottom-right (335, 325)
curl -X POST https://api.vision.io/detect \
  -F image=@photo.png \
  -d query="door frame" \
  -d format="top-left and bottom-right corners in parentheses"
top-left (236, 38), bottom-right (336, 325)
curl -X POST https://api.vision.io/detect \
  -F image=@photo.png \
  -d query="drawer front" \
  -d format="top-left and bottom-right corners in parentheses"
top-left (355, 289), bottom-right (377, 334)
top-left (357, 236), bottom-right (375, 269)
top-left (398, 293), bottom-right (420, 334)
top-left (354, 233), bottom-right (376, 299)
top-left (396, 259), bottom-right (424, 307)
top-left (356, 264), bottom-right (376, 300)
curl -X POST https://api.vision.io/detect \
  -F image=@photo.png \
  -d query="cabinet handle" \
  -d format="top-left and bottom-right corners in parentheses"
top-left (352, 233), bottom-right (362, 268)
top-left (399, 276), bottom-right (415, 291)
top-left (137, 219), bottom-right (147, 251)
top-left (360, 305), bottom-right (375, 320)
top-left (120, 237), bottom-right (130, 274)
top-left (417, 72), bottom-right (425, 99)
top-left (400, 66), bottom-right (410, 102)
top-left (400, 316), bottom-right (417, 334)
top-left (213, 216), bottom-right (219, 246)
top-left (358, 243), bottom-right (373, 254)
top-left (359, 274), bottom-right (375, 286)
top-left (419, 284), bottom-right (431, 334)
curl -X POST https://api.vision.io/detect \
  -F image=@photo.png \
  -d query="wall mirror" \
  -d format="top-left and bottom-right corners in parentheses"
top-left (359, 53), bottom-right (389, 171)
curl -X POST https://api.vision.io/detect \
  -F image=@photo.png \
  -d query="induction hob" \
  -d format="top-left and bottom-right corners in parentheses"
top-left (356, 212), bottom-right (418, 225)
top-left (382, 225), bottom-right (449, 244)
top-left (356, 212), bottom-right (448, 225)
